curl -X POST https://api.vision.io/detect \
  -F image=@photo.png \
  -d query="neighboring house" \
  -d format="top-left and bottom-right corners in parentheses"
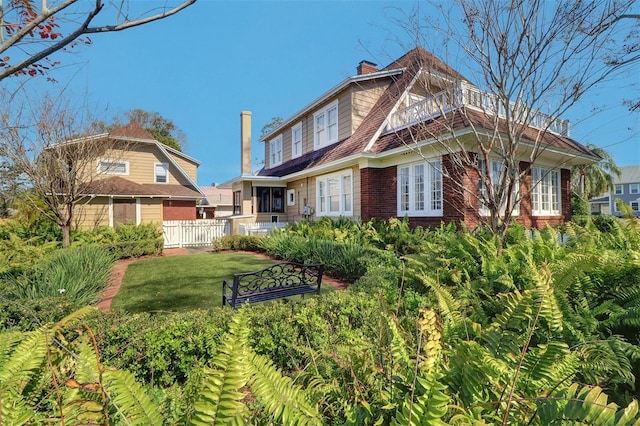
top-left (198, 185), bottom-right (234, 218)
top-left (71, 122), bottom-right (206, 228)
top-left (223, 48), bottom-right (599, 229)
top-left (590, 165), bottom-right (640, 217)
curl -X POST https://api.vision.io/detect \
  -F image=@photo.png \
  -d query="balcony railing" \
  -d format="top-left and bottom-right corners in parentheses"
top-left (387, 82), bottom-right (570, 137)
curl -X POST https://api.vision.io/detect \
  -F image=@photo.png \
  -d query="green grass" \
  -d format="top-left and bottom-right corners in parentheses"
top-left (111, 252), bottom-right (334, 313)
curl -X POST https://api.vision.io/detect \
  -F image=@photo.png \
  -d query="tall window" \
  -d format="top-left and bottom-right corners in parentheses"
top-left (292, 122), bottom-right (302, 158)
top-left (233, 191), bottom-right (241, 215)
top-left (478, 159), bottom-right (519, 216)
top-left (317, 170), bottom-right (353, 216)
top-left (269, 135), bottom-right (282, 167)
top-left (531, 167), bottom-right (561, 215)
top-left (397, 160), bottom-right (443, 216)
top-left (155, 162), bottom-right (169, 183)
top-left (98, 160), bottom-right (128, 175)
top-left (314, 101), bottom-right (338, 149)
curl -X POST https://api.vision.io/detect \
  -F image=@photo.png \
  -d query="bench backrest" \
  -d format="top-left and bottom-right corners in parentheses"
top-left (233, 262), bottom-right (323, 294)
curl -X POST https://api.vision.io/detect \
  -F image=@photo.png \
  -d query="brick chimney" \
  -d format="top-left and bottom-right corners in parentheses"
top-left (357, 60), bottom-right (378, 75)
top-left (240, 111), bottom-right (251, 175)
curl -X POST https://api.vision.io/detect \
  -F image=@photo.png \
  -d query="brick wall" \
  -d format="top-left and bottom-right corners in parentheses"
top-left (162, 200), bottom-right (196, 221)
top-left (360, 167), bottom-right (397, 221)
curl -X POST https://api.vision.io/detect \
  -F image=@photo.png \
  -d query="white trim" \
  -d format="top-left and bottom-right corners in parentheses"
top-left (531, 167), bottom-right (561, 216)
top-left (269, 134), bottom-right (283, 167)
top-left (136, 199), bottom-right (141, 225)
top-left (154, 162), bottom-right (169, 184)
top-left (615, 184), bottom-right (624, 195)
top-left (629, 183), bottom-right (639, 194)
top-left (97, 159), bottom-right (129, 175)
top-left (316, 169), bottom-right (353, 217)
top-left (292, 122), bottom-right (303, 159)
top-left (287, 189), bottom-right (296, 206)
top-left (397, 158), bottom-right (443, 217)
top-left (108, 198), bottom-right (114, 227)
top-left (314, 100), bottom-right (339, 150)
top-left (154, 142), bottom-right (208, 199)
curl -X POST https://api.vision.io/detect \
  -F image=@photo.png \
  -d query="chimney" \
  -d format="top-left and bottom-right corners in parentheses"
top-left (357, 60), bottom-right (378, 75)
top-left (240, 111), bottom-right (252, 175)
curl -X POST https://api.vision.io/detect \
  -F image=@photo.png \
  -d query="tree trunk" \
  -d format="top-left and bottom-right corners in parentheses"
top-left (61, 223), bottom-right (71, 248)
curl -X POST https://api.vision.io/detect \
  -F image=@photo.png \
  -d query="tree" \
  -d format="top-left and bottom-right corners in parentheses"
top-left (0, 0), bottom-right (195, 82)
top-left (0, 92), bottom-right (128, 247)
top-left (390, 0), bottom-right (637, 236)
top-left (94, 109), bottom-right (186, 151)
top-left (571, 143), bottom-right (622, 200)
top-left (260, 116), bottom-right (283, 140)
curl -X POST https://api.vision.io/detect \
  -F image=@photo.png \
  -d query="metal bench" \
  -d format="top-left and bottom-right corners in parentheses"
top-left (222, 262), bottom-right (324, 308)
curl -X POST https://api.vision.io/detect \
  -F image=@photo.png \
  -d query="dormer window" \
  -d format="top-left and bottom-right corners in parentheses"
top-left (314, 101), bottom-right (338, 149)
top-left (269, 135), bottom-right (283, 167)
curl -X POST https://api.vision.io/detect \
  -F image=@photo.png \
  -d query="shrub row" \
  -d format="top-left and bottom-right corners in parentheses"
top-left (210, 235), bottom-right (264, 252)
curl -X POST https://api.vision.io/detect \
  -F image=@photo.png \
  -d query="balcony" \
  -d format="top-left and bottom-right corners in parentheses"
top-left (387, 81), bottom-right (570, 137)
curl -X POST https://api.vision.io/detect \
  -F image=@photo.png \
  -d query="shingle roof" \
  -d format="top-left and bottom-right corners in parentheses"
top-left (81, 176), bottom-right (202, 198)
top-left (109, 122), bottom-right (155, 140)
top-left (258, 47), bottom-right (599, 178)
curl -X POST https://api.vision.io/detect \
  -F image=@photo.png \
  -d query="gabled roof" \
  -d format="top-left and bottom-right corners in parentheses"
top-left (109, 121), bottom-right (156, 140)
top-left (258, 47), bottom-right (599, 178)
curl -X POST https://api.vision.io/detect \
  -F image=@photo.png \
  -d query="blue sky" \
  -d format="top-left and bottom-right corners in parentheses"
top-left (15, 0), bottom-right (640, 186)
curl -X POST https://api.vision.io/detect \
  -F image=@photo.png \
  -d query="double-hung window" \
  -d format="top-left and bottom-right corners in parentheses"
top-left (317, 170), bottom-right (352, 216)
top-left (292, 123), bottom-right (302, 158)
top-left (531, 167), bottom-right (561, 215)
top-left (155, 162), bottom-right (169, 183)
top-left (397, 160), bottom-right (443, 216)
top-left (615, 184), bottom-right (624, 195)
top-left (98, 160), bottom-right (128, 175)
top-left (314, 101), bottom-right (338, 149)
top-left (269, 135), bottom-right (283, 167)
top-left (630, 183), bottom-right (639, 194)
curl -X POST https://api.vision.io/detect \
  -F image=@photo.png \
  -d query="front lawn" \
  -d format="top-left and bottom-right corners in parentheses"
top-left (111, 252), bottom-right (333, 313)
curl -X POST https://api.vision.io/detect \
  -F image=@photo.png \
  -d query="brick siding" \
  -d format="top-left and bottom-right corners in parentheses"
top-left (162, 200), bottom-right (196, 221)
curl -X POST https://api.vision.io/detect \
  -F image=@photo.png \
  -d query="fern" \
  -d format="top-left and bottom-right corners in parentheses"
top-left (103, 369), bottom-right (163, 425)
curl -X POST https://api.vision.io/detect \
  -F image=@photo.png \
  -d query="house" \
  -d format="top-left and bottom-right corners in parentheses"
top-left (223, 48), bottom-right (599, 230)
top-left (590, 165), bottom-right (640, 217)
top-left (198, 185), bottom-right (234, 218)
top-left (70, 122), bottom-right (206, 228)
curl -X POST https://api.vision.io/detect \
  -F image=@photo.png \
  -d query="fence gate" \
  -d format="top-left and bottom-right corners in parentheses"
top-left (163, 219), bottom-right (230, 248)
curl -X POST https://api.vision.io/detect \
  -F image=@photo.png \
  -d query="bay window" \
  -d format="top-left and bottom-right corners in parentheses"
top-left (397, 160), bottom-right (442, 216)
top-left (317, 170), bottom-right (352, 216)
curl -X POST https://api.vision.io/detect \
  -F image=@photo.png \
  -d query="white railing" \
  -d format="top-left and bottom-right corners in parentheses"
top-left (239, 222), bottom-right (289, 236)
top-left (163, 219), bottom-right (230, 248)
top-left (388, 82), bottom-right (570, 137)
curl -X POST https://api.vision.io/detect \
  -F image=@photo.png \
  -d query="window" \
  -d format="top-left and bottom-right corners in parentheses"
top-left (256, 187), bottom-right (285, 213)
top-left (615, 184), bottom-right (623, 195)
top-left (314, 101), bottom-right (339, 149)
top-left (292, 123), bottom-right (302, 158)
top-left (397, 160), bottom-right (443, 216)
top-left (631, 201), bottom-right (639, 212)
top-left (317, 170), bottom-right (353, 216)
top-left (478, 159), bottom-right (520, 216)
top-left (287, 189), bottom-right (295, 206)
top-left (98, 160), bottom-right (128, 175)
top-left (630, 183), bottom-right (639, 194)
top-left (531, 167), bottom-right (561, 215)
top-left (233, 191), bottom-right (241, 215)
top-left (269, 135), bottom-right (283, 167)
top-left (155, 162), bottom-right (169, 183)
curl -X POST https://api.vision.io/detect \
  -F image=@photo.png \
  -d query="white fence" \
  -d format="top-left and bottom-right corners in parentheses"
top-left (163, 219), bottom-right (230, 248)
top-left (239, 222), bottom-right (289, 235)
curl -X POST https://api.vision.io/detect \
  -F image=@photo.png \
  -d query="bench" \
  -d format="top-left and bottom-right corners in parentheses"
top-left (222, 262), bottom-right (324, 308)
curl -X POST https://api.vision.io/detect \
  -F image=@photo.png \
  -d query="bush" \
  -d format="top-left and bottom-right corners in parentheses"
top-left (571, 192), bottom-right (590, 216)
top-left (0, 297), bottom-right (76, 331)
top-left (592, 214), bottom-right (618, 233)
top-left (73, 223), bottom-right (164, 259)
top-left (6, 245), bottom-right (115, 306)
top-left (211, 235), bottom-right (265, 252)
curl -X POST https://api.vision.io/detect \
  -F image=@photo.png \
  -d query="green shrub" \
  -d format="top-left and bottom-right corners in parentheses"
top-left (73, 223), bottom-right (164, 259)
top-left (0, 297), bottom-right (76, 331)
top-left (592, 214), bottom-right (618, 233)
top-left (211, 235), bottom-right (265, 252)
top-left (6, 245), bottom-right (114, 306)
top-left (571, 192), bottom-right (591, 216)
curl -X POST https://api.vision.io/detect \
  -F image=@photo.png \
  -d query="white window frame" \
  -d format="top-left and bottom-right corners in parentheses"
top-left (630, 183), bottom-right (639, 194)
top-left (615, 184), bottom-right (624, 195)
top-left (292, 122), bottom-right (303, 159)
top-left (269, 134), bottom-right (283, 168)
top-left (97, 159), bottom-right (129, 175)
top-left (316, 169), bottom-right (353, 217)
top-left (154, 162), bottom-right (169, 184)
top-left (313, 100), bottom-right (339, 150)
top-left (397, 159), bottom-right (443, 217)
top-left (287, 189), bottom-right (295, 206)
top-left (531, 167), bottom-right (561, 216)
top-left (478, 159), bottom-right (520, 217)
